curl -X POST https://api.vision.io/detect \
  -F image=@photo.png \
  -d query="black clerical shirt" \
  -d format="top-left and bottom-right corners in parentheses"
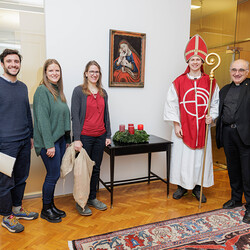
top-left (222, 82), bottom-right (243, 125)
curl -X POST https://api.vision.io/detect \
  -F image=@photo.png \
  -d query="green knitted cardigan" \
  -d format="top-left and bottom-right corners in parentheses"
top-left (33, 84), bottom-right (71, 155)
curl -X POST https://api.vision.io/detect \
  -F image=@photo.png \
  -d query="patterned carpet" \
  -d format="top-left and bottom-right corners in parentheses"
top-left (69, 206), bottom-right (250, 249)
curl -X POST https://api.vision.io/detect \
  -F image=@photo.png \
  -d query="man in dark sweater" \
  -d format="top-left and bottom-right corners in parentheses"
top-left (216, 59), bottom-right (250, 224)
top-left (0, 49), bottom-right (38, 233)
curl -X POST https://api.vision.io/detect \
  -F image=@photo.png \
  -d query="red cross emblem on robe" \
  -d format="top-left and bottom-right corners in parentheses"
top-left (173, 73), bottom-right (216, 149)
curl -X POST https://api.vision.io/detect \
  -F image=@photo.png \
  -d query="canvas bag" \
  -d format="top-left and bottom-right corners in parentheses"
top-left (61, 143), bottom-right (95, 209)
top-left (0, 152), bottom-right (16, 177)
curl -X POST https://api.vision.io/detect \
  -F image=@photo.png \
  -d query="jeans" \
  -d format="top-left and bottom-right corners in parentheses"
top-left (0, 137), bottom-right (31, 216)
top-left (80, 133), bottom-right (106, 200)
top-left (40, 136), bottom-right (66, 204)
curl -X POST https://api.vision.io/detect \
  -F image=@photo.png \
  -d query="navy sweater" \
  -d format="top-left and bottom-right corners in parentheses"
top-left (0, 76), bottom-right (33, 142)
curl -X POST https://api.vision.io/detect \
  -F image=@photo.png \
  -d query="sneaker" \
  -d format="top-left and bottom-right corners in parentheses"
top-left (1, 215), bottom-right (24, 233)
top-left (13, 207), bottom-right (39, 220)
top-left (192, 187), bottom-right (207, 203)
top-left (173, 186), bottom-right (188, 199)
top-left (87, 198), bottom-right (107, 211)
top-left (76, 203), bottom-right (92, 216)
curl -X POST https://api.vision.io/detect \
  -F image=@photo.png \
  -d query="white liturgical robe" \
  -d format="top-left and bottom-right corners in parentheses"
top-left (164, 76), bottom-right (219, 190)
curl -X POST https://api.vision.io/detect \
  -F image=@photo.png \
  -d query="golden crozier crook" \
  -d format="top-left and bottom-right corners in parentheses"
top-left (199, 52), bottom-right (221, 208)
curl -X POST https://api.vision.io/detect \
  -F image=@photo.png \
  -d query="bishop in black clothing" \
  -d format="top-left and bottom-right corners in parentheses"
top-left (216, 59), bottom-right (250, 224)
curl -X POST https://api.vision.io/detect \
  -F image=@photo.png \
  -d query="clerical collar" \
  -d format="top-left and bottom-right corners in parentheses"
top-left (234, 79), bottom-right (246, 87)
top-left (187, 73), bottom-right (201, 80)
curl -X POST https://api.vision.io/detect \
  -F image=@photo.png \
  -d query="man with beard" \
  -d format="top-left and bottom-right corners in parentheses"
top-left (0, 49), bottom-right (38, 233)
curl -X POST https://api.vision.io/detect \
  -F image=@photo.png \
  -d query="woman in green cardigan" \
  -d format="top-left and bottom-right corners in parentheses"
top-left (33, 59), bottom-right (70, 223)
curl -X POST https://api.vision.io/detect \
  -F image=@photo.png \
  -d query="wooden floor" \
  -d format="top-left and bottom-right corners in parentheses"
top-left (0, 166), bottom-right (240, 250)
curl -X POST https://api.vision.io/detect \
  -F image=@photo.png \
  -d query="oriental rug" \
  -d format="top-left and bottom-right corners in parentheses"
top-left (68, 206), bottom-right (250, 250)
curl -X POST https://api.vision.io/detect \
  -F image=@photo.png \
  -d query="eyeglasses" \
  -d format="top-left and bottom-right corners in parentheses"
top-left (88, 70), bottom-right (100, 75)
top-left (230, 68), bottom-right (248, 73)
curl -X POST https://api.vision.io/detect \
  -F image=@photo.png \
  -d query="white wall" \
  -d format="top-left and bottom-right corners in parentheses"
top-left (44, 0), bottom-right (191, 195)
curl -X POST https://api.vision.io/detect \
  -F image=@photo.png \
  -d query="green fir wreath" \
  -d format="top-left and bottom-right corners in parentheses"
top-left (113, 130), bottom-right (149, 144)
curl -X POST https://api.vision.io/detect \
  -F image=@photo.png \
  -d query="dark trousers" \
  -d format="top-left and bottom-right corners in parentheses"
top-left (0, 137), bottom-right (31, 216)
top-left (80, 133), bottom-right (106, 200)
top-left (223, 126), bottom-right (250, 210)
top-left (40, 136), bottom-right (66, 204)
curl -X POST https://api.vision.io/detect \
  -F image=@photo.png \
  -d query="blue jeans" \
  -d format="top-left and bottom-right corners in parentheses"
top-left (0, 137), bottom-right (31, 216)
top-left (80, 133), bottom-right (106, 200)
top-left (40, 136), bottom-right (66, 204)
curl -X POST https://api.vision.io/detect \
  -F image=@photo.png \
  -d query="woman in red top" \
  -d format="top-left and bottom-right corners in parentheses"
top-left (71, 61), bottom-right (111, 216)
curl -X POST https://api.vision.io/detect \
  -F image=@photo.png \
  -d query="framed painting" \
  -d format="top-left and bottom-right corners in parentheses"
top-left (109, 29), bottom-right (146, 87)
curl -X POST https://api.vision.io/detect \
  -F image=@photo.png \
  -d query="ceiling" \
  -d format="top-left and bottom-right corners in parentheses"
top-left (191, 0), bottom-right (247, 20)
top-left (0, 0), bottom-right (43, 7)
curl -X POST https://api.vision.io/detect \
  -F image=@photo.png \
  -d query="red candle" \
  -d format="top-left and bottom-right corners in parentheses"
top-left (119, 124), bottom-right (125, 132)
top-left (128, 124), bottom-right (135, 135)
top-left (138, 124), bottom-right (144, 130)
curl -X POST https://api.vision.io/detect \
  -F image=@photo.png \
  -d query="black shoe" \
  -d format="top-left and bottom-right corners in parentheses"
top-left (243, 210), bottom-right (250, 224)
top-left (223, 199), bottom-right (242, 209)
top-left (51, 202), bottom-right (66, 218)
top-left (192, 186), bottom-right (207, 203)
top-left (40, 203), bottom-right (62, 223)
top-left (173, 186), bottom-right (187, 200)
